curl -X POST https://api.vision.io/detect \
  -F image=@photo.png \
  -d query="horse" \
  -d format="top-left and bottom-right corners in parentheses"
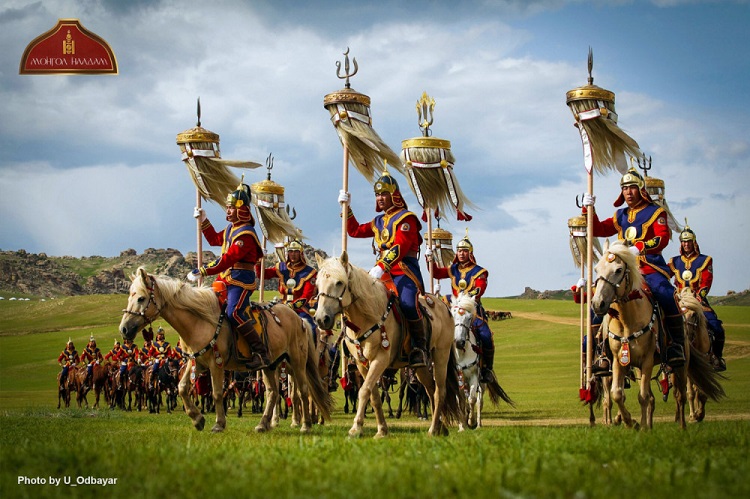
top-left (591, 240), bottom-right (724, 430)
top-left (678, 287), bottom-right (724, 422)
top-left (314, 252), bottom-right (461, 437)
top-left (57, 365), bottom-right (77, 409)
top-left (451, 291), bottom-right (514, 430)
top-left (119, 267), bottom-right (333, 433)
top-left (396, 367), bottom-right (429, 420)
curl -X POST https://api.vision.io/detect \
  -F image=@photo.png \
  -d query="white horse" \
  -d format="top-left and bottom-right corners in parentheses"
top-left (451, 291), bottom-right (514, 430)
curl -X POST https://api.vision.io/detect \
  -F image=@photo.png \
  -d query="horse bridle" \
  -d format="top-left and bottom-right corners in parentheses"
top-left (315, 264), bottom-right (357, 313)
top-left (122, 275), bottom-right (163, 327)
top-left (595, 257), bottom-right (631, 303)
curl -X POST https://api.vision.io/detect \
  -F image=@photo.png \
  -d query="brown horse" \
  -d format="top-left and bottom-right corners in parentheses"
top-left (57, 365), bottom-right (78, 409)
top-left (314, 252), bottom-right (461, 437)
top-left (118, 267), bottom-right (333, 433)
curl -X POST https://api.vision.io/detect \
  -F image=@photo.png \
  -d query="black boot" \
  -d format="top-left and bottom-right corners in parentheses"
top-left (407, 319), bottom-right (429, 368)
top-left (665, 315), bottom-right (686, 368)
top-left (238, 323), bottom-right (272, 371)
top-left (712, 337), bottom-right (727, 372)
top-left (480, 344), bottom-right (495, 383)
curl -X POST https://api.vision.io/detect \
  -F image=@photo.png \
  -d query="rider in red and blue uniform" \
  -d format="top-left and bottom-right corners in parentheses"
top-left (57, 339), bottom-right (80, 386)
top-left (152, 327), bottom-right (174, 375)
top-left (584, 167), bottom-right (685, 368)
top-left (264, 239), bottom-right (319, 339)
top-left (79, 336), bottom-right (103, 388)
top-left (340, 170), bottom-right (428, 367)
top-left (669, 224), bottom-right (726, 371)
top-left (190, 182), bottom-right (271, 371)
top-left (430, 234), bottom-right (497, 382)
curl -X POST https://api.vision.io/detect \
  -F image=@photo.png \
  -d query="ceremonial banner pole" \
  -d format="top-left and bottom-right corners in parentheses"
top-left (565, 48), bottom-right (641, 405)
top-left (400, 92), bottom-right (474, 294)
top-left (324, 49), bottom-right (403, 377)
top-left (177, 98), bottom-right (262, 285)
top-left (251, 153), bottom-right (303, 303)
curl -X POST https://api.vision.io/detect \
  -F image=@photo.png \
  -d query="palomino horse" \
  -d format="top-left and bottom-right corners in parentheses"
top-left (314, 252), bottom-right (461, 437)
top-left (678, 287), bottom-right (725, 422)
top-left (451, 291), bottom-right (514, 430)
top-left (119, 267), bottom-right (333, 433)
top-left (592, 240), bottom-right (724, 430)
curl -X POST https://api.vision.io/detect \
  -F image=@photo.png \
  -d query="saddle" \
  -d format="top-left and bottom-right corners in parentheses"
top-left (228, 303), bottom-right (272, 365)
top-left (391, 295), bottom-right (436, 365)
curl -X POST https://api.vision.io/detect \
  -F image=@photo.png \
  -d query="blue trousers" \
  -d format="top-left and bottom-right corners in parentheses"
top-left (643, 273), bottom-right (680, 316)
top-left (393, 273), bottom-right (421, 321)
top-left (226, 286), bottom-right (254, 328)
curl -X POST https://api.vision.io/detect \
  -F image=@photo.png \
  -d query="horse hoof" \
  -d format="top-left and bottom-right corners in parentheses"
top-left (211, 425), bottom-right (225, 433)
top-left (300, 425), bottom-right (311, 434)
top-left (254, 425), bottom-right (267, 433)
top-left (195, 417), bottom-right (206, 431)
top-left (348, 428), bottom-right (362, 438)
top-left (374, 432), bottom-right (387, 439)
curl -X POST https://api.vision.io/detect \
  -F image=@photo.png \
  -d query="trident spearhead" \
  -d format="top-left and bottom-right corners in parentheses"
top-left (196, 97), bottom-right (202, 127)
top-left (417, 91), bottom-right (436, 137)
top-left (587, 47), bottom-right (594, 85)
top-left (266, 153), bottom-right (274, 181)
top-left (335, 47), bottom-right (358, 89)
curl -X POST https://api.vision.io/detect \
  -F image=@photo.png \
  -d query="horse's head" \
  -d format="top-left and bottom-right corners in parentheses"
top-left (314, 251), bottom-right (353, 330)
top-left (451, 292), bottom-right (477, 350)
top-left (678, 287), bottom-right (710, 351)
top-left (119, 267), bottom-right (162, 341)
top-left (591, 239), bottom-right (643, 316)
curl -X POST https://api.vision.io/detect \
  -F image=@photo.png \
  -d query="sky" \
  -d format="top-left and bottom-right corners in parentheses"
top-left (1, 0), bottom-right (748, 297)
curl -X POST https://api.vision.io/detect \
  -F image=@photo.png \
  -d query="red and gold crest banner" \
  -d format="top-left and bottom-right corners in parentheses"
top-left (19, 19), bottom-right (118, 75)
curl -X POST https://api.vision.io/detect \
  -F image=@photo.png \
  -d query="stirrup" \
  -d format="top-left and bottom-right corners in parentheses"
top-left (592, 355), bottom-right (612, 377)
top-left (480, 368), bottom-right (495, 384)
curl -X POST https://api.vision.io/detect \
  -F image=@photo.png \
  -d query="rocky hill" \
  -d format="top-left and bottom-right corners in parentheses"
top-left (0, 246), bottom-right (326, 298)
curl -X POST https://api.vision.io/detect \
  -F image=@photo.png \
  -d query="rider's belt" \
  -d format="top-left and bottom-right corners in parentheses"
top-left (379, 250), bottom-right (418, 260)
top-left (231, 262), bottom-right (257, 271)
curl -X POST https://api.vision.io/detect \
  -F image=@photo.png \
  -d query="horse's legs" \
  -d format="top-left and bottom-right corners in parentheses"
top-left (256, 369), bottom-right (278, 433)
top-left (671, 366), bottom-right (687, 430)
top-left (178, 364), bottom-right (205, 431)
top-left (208, 367), bottom-right (226, 433)
top-left (602, 376), bottom-right (613, 425)
top-left (611, 365), bottom-right (634, 428)
top-left (476, 381), bottom-right (484, 428)
top-left (637, 363), bottom-right (656, 431)
top-left (351, 360), bottom-right (388, 438)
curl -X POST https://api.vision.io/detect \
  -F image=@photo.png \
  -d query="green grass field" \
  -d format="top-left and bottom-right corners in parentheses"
top-left (1, 295), bottom-right (748, 498)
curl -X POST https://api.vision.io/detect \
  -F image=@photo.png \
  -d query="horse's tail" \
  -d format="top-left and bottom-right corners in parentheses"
top-left (687, 349), bottom-right (727, 402)
top-left (440, 348), bottom-right (463, 425)
top-left (303, 321), bottom-right (334, 421)
top-left (486, 375), bottom-right (516, 408)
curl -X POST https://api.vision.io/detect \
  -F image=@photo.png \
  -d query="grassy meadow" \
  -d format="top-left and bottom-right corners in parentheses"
top-left (0, 294), bottom-right (748, 498)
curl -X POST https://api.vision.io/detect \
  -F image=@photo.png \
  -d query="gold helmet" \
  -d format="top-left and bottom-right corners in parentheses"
top-left (287, 239), bottom-right (304, 252)
top-left (620, 167), bottom-right (644, 189)
top-left (456, 235), bottom-right (473, 252)
top-left (373, 166), bottom-right (407, 211)
top-left (679, 221), bottom-right (697, 242)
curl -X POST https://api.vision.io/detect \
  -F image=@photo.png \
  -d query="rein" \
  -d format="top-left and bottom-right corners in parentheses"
top-left (186, 313), bottom-right (225, 360)
top-left (606, 303), bottom-right (658, 344)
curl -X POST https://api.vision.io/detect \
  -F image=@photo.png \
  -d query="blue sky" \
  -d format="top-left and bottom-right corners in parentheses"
top-left (1, 0), bottom-right (748, 297)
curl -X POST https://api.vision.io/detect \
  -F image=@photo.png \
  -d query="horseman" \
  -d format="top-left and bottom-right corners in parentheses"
top-left (104, 340), bottom-right (125, 363)
top-left (79, 335), bottom-right (103, 389)
top-left (190, 181), bottom-right (271, 371)
top-left (338, 169), bottom-right (429, 367)
top-left (429, 233), bottom-right (497, 383)
top-left (669, 224), bottom-right (726, 371)
top-left (263, 239), bottom-right (320, 338)
top-left (57, 338), bottom-right (80, 388)
top-left (152, 327), bottom-right (174, 376)
top-left (583, 167), bottom-right (686, 368)
top-left (140, 336), bottom-right (157, 366)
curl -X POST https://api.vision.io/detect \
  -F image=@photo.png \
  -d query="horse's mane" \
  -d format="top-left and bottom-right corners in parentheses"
top-left (318, 256), bottom-right (385, 321)
top-left (678, 287), bottom-right (705, 317)
top-left (131, 268), bottom-right (220, 325)
top-left (598, 240), bottom-right (644, 293)
top-left (454, 291), bottom-right (477, 316)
